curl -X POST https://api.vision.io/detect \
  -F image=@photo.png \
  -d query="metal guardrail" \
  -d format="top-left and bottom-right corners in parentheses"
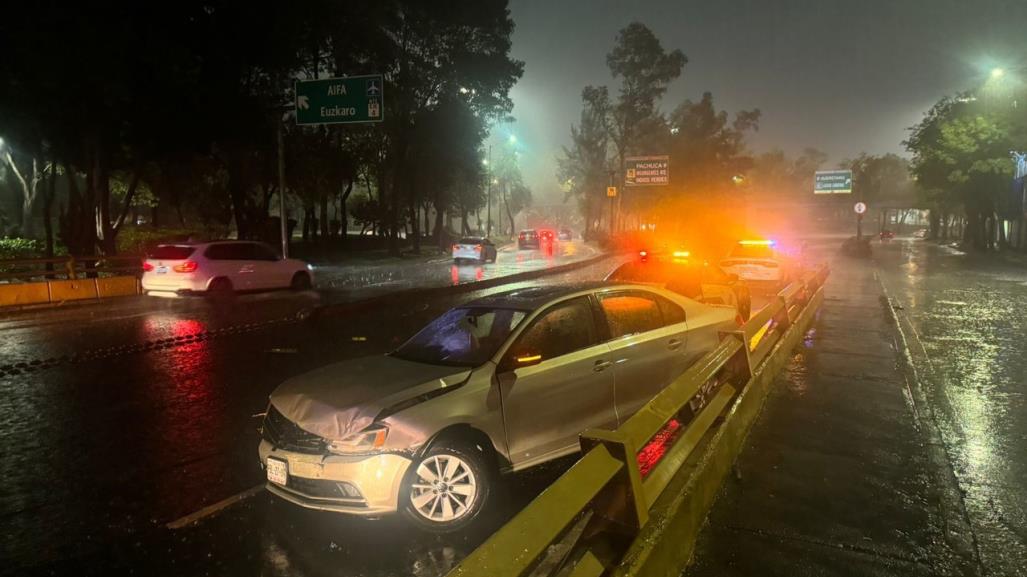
top-left (448, 264), bottom-right (830, 577)
top-left (0, 255), bottom-right (142, 282)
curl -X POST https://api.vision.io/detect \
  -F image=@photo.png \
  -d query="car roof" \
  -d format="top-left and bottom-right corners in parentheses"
top-left (157, 240), bottom-right (259, 247)
top-left (465, 281), bottom-right (622, 310)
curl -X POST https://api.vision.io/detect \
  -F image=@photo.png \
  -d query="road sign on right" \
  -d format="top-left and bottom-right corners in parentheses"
top-left (814, 170), bottom-right (853, 194)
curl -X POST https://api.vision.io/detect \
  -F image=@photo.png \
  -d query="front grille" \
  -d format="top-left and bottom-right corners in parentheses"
top-left (262, 406), bottom-right (328, 454)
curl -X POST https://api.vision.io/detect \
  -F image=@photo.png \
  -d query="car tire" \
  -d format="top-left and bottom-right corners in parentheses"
top-left (207, 277), bottom-right (234, 298)
top-left (735, 286), bottom-right (752, 321)
top-left (290, 271), bottom-right (312, 291)
top-left (400, 441), bottom-right (492, 534)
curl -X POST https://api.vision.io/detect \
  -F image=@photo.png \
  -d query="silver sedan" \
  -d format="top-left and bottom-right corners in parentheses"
top-left (258, 281), bottom-right (738, 532)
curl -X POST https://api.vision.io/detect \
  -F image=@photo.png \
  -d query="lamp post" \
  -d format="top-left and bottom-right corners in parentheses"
top-left (485, 145), bottom-right (492, 237)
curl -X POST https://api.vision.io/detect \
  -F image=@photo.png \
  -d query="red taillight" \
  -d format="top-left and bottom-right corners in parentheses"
top-left (452, 244), bottom-right (459, 251)
top-left (475, 244), bottom-right (482, 252)
top-left (142, 262), bottom-right (154, 272)
top-left (173, 261), bottom-right (198, 273)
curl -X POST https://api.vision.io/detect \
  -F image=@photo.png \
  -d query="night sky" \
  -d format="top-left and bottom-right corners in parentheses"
top-left (504, 0), bottom-right (1027, 200)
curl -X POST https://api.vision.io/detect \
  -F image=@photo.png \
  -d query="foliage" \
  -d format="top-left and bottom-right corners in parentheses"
top-left (0, 237), bottom-right (45, 260)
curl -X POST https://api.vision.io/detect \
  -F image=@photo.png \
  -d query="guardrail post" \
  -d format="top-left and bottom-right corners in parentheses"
top-left (65, 256), bottom-right (77, 280)
top-left (578, 428), bottom-right (648, 533)
top-left (772, 294), bottom-right (792, 333)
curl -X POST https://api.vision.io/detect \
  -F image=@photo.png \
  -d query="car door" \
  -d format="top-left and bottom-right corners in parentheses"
top-left (597, 290), bottom-right (689, 423)
top-left (203, 243), bottom-right (249, 290)
top-left (250, 242), bottom-right (288, 288)
top-left (496, 296), bottom-right (617, 469)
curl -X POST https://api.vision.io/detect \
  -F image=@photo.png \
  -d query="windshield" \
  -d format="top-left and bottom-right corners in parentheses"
top-left (729, 245), bottom-right (775, 260)
top-left (393, 307), bottom-right (528, 367)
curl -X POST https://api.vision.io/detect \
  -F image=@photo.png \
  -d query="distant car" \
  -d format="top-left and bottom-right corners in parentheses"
top-left (913, 228), bottom-right (928, 239)
top-left (517, 229), bottom-right (539, 249)
top-left (538, 229), bottom-right (555, 243)
top-left (452, 237), bottom-right (497, 264)
top-left (258, 282), bottom-right (738, 532)
top-left (879, 230), bottom-right (895, 241)
top-left (558, 228), bottom-right (573, 241)
top-left (607, 252), bottom-right (752, 320)
top-left (719, 240), bottom-right (792, 287)
top-left (141, 241), bottom-right (313, 297)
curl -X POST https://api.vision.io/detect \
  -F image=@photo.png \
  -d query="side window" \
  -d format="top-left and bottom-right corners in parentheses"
top-left (655, 295), bottom-right (686, 325)
top-left (599, 292), bottom-right (664, 338)
top-left (252, 243), bottom-right (279, 261)
top-left (204, 244), bottom-right (230, 260)
top-left (508, 297), bottom-right (597, 364)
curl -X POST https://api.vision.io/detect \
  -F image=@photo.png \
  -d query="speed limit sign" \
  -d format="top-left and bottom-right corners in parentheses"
top-left (854, 201), bottom-right (867, 215)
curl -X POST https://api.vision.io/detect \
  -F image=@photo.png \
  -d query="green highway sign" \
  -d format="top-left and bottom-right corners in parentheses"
top-left (295, 74), bottom-right (384, 125)
top-left (814, 170), bottom-right (852, 194)
top-left (625, 156), bottom-right (670, 186)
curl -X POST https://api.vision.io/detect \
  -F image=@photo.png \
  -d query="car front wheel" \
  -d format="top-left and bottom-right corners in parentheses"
top-left (290, 271), bottom-right (312, 290)
top-left (401, 442), bottom-right (491, 533)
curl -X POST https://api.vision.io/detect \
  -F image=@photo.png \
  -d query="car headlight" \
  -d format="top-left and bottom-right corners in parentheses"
top-left (327, 425), bottom-right (389, 455)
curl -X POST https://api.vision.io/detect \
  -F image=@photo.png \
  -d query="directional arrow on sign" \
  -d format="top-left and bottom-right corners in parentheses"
top-left (296, 95), bottom-right (310, 110)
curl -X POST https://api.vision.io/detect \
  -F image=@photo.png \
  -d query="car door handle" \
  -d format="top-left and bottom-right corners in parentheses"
top-left (668, 338), bottom-right (683, 350)
top-left (593, 360), bottom-right (613, 372)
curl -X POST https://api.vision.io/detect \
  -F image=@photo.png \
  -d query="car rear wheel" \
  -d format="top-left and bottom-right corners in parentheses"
top-left (735, 286), bottom-right (752, 320)
top-left (207, 277), bottom-right (234, 297)
top-left (290, 271), bottom-right (312, 291)
top-left (401, 442), bottom-right (491, 533)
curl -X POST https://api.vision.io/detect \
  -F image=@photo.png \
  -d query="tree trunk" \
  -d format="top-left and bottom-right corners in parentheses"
top-left (410, 201), bottom-right (420, 254)
top-left (226, 146), bottom-right (248, 239)
top-left (319, 192), bottom-right (330, 243)
top-left (43, 161), bottom-right (56, 275)
top-left (434, 205), bottom-right (445, 250)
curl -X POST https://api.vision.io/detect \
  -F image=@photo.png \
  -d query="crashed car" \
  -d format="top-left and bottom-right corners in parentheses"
top-left (259, 282), bottom-right (737, 532)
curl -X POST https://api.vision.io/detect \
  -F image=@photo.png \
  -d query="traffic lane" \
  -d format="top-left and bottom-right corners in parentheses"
top-left (2, 257), bottom-right (625, 575)
top-left (314, 240), bottom-right (600, 301)
top-left (875, 240), bottom-right (1027, 576)
top-left (0, 241), bottom-right (600, 366)
top-left (126, 458), bottom-right (575, 577)
top-left (0, 288), bottom-right (323, 367)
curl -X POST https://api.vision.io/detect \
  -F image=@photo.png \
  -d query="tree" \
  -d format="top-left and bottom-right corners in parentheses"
top-left (606, 22), bottom-right (686, 225)
top-left (557, 86), bottom-right (612, 236)
top-left (667, 92), bottom-right (759, 197)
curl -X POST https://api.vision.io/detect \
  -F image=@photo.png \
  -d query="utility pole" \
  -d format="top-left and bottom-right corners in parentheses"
top-left (277, 115), bottom-right (288, 258)
top-left (486, 144), bottom-right (492, 237)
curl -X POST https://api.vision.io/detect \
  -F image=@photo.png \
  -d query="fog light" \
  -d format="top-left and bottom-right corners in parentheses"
top-left (336, 482), bottom-right (363, 499)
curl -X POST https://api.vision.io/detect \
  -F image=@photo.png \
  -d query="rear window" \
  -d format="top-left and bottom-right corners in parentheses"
top-left (149, 245), bottom-right (195, 260)
top-left (729, 245), bottom-right (775, 259)
top-left (599, 292), bottom-right (664, 338)
top-left (459, 238), bottom-right (483, 245)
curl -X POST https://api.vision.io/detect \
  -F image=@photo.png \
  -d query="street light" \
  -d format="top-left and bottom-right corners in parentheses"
top-left (992, 67), bottom-right (1005, 79)
top-left (508, 134), bottom-right (517, 145)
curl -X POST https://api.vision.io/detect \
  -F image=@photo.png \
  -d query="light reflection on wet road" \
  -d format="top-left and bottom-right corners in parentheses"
top-left (0, 253), bottom-right (621, 577)
top-left (876, 239), bottom-right (1027, 576)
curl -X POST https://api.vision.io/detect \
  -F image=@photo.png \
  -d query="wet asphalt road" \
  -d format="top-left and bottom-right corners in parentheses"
top-left (0, 243), bottom-right (618, 577)
top-left (5, 238), bottom-right (1024, 577)
top-left (875, 240), bottom-right (1027, 576)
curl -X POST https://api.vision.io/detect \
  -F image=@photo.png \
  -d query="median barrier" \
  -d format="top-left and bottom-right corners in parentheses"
top-left (447, 263), bottom-right (829, 577)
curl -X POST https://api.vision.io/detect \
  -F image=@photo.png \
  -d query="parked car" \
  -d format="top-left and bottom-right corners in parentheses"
top-left (141, 241), bottom-right (313, 297)
top-left (606, 251), bottom-right (752, 320)
top-left (879, 229), bottom-right (895, 241)
top-left (517, 229), bottom-right (539, 249)
top-left (558, 228), bottom-right (573, 241)
top-left (452, 237), bottom-right (497, 264)
top-left (258, 282), bottom-right (737, 532)
top-left (719, 240), bottom-right (793, 287)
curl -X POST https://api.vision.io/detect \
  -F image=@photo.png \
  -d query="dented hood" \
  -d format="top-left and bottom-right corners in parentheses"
top-left (269, 354), bottom-right (470, 440)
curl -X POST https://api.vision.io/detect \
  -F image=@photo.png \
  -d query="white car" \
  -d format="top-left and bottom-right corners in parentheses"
top-left (719, 240), bottom-right (791, 285)
top-left (452, 237), bottom-right (497, 264)
top-left (141, 241), bottom-right (313, 297)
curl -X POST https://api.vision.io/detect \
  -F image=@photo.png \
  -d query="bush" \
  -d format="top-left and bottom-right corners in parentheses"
top-left (0, 237), bottom-right (45, 260)
top-left (117, 227), bottom-right (216, 255)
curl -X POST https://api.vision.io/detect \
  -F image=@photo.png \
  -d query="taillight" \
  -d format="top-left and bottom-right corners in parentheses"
top-left (452, 244), bottom-right (459, 251)
top-left (173, 261), bottom-right (198, 273)
top-left (475, 244), bottom-right (482, 252)
top-left (142, 262), bottom-right (154, 272)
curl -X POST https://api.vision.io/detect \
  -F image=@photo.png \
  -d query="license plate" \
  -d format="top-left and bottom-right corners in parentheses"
top-left (266, 457), bottom-right (288, 485)
top-left (156, 266), bottom-right (168, 274)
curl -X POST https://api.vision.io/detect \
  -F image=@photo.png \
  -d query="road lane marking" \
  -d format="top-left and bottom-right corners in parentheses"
top-left (166, 483), bottom-right (264, 530)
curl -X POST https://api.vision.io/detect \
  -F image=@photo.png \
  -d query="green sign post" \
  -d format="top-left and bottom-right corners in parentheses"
top-left (294, 75), bottom-right (384, 125)
top-left (814, 170), bottom-right (853, 194)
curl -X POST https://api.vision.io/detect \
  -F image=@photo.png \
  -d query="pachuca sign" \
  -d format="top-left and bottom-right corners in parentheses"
top-left (295, 75), bottom-right (384, 125)
top-left (625, 156), bottom-right (670, 186)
